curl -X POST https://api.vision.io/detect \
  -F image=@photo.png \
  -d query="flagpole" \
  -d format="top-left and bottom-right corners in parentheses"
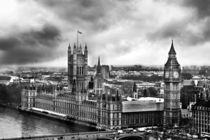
top-left (77, 30), bottom-right (78, 48)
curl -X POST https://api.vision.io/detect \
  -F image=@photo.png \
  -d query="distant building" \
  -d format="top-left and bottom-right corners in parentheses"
top-left (0, 75), bottom-right (11, 85)
top-left (192, 76), bottom-right (202, 86)
top-left (0, 75), bottom-right (20, 85)
top-left (163, 41), bottom-right (181, 127)
top-left (101, 65), bottom-right (110, 79)
top-left (182, 66), bottom-right (200, 75)
top-left (121, 97), bottom-right (163, 128)
top-left (136, 82), bottom-right (156, 90)
top-left (192, 100), bottom-right (210, 134)
top-left (180, 83), bottom-right (201, 109)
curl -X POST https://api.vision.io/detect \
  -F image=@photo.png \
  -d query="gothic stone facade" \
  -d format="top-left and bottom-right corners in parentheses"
top-left (21, 41), bottom-right (177, 130)
top-left (163, 41), bottom-right (181, 127)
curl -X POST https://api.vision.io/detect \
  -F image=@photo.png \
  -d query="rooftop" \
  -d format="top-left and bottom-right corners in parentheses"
top-left (122, 98), bottom-right (164, 113)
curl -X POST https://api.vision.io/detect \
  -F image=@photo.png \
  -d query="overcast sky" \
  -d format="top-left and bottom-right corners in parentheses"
top-left (0, 0), bottom-right (210, 67)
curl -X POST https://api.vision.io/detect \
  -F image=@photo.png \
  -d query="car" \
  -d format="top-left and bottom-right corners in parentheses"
top-left (117, 130), bottom-right (123, 134)
top-left (137, 127), bottom-right (146, 132)
top-left (124, 128), bottom-right (134, 133)
top-left (146, 130), bottom-right (152, 133)
top-left (192, 135), bottom-right (198, 138)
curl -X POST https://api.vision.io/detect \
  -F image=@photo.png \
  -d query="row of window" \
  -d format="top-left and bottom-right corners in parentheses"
top-left (81, 106), bottom-right (96, 113)
top-left (77, 81), bottom-right (85, 91)
top-left (99, 104), bottom-right (121, 110)
top-left (164, 93), bottom-right (180, 99)
top-left (165, 84), bottom-right (179, 91)
top-left (193, 112), bottom-right (210, 116)
top-left (55, 102), bottom-right (77, 115)
top-left (99, 117), bottom-right (120, 126)
top-left (79, 111), bottom-right (97, 121)
top-left (111, 120), bottom-right (120, 126)
top-left (36, 103), bottom-right (52, 111)
top-left (110, 113), bottom-right (121, 119)
top-left (77, 66), bottom-right (85, 75)
top-left (164, 101), bottom-right (180, 108)
top-left (122, 112), bottom-right (161, 125)
top-left (193, 124), bottom-right (210, 133)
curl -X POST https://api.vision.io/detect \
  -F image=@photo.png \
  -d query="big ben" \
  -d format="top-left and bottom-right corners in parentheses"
top-left (164, 40), bottom-right (181, 127)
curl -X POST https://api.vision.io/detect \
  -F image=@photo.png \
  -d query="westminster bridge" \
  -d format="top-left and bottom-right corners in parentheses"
top-left (1, 131), bottom-right (203, 140)
top-left (1, 131), bottom-right (146, 140)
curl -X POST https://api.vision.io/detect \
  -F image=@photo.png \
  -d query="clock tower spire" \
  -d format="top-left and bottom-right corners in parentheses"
top-left (164, 40), bottom-right (181, 128)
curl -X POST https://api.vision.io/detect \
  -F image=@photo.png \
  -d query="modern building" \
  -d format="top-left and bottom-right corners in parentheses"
top-left (182, 66), bottom-right (200, 75)
top-left (163, 41), bottom-right (181, 127)
top-left (101, 65), bottom-right (110, 79)
top-left (121, 97), bottom-right (163, 128)
top-left (192, 100), bottom-right (210, 134)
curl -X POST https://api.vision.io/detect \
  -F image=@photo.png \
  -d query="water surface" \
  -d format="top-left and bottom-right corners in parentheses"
top-left (0, 106), bottom-right (95, 139)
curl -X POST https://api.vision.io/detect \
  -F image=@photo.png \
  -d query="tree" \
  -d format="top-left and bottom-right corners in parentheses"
top-left (181, 73), bottom-right (192, 80)
top-left (0, 84), bottom-right (21, 107)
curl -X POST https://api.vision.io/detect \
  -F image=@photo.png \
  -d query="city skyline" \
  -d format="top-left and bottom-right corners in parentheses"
top-left (0, 0), bottom-right (210, 67)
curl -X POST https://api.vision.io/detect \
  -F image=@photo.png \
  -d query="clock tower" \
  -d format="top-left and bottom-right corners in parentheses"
top-left (164, 40), bottom-right (181, 127)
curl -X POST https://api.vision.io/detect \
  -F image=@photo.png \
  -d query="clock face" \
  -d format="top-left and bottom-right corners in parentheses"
top-left (165, 71), bottom-right (169, 78)
top-left (173, 71), bottom-right (179, 78)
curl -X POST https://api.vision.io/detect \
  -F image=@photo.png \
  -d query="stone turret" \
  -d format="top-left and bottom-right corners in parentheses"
top-left (68, 41), bottom-right (88, 99)
top-left (94, 56), bottom-right (104, 96)
top-left (84, 43), bottom-right (88, 58)
top-left (97, 57), bottom-right (101, 74)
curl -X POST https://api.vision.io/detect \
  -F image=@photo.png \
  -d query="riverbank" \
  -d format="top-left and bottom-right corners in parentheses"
top-left (0, 103), bottom-right (19, 110)
top-left (0, 106), bottom-right (96, 139)
top-left (1, 131), bottom-right (116, 140)
top-left (0, 102), bottom-right (98, 130)
top-left (19, 107), bottom-right (98, 130)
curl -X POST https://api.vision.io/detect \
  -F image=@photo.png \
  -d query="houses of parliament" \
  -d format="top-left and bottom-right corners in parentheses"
top-left (21, 40), bottom-right (181, 130)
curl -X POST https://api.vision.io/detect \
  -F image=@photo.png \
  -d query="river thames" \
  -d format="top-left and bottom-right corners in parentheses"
top-left (0, 106), bottom-right (96, 139)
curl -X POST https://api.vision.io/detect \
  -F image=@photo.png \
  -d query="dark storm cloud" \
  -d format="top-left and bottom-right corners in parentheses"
top-left (147, 19), bottom-right (210, 46)
top-left (182, 0), bottom-right (210, 18)
top-left (35, 0), bottom-right (131, 32)
top-left (27, 24), bottom-right (61, 46)
top-left (6, 0), bottom-right (210, 66)
top-left (147, 0), bottom-right (210, 46)
top-left (0, 23), bottom-right (61, 65)
top-left (0, 37), bottom-right (20, 51)
top-left (148, 21), bottom-right (184, 41)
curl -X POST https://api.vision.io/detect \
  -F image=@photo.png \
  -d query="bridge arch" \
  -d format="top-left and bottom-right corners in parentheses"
top-left (118, 135), bottom-right (143, 140)
top-left (96, 138), bottom-right (113, 140)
